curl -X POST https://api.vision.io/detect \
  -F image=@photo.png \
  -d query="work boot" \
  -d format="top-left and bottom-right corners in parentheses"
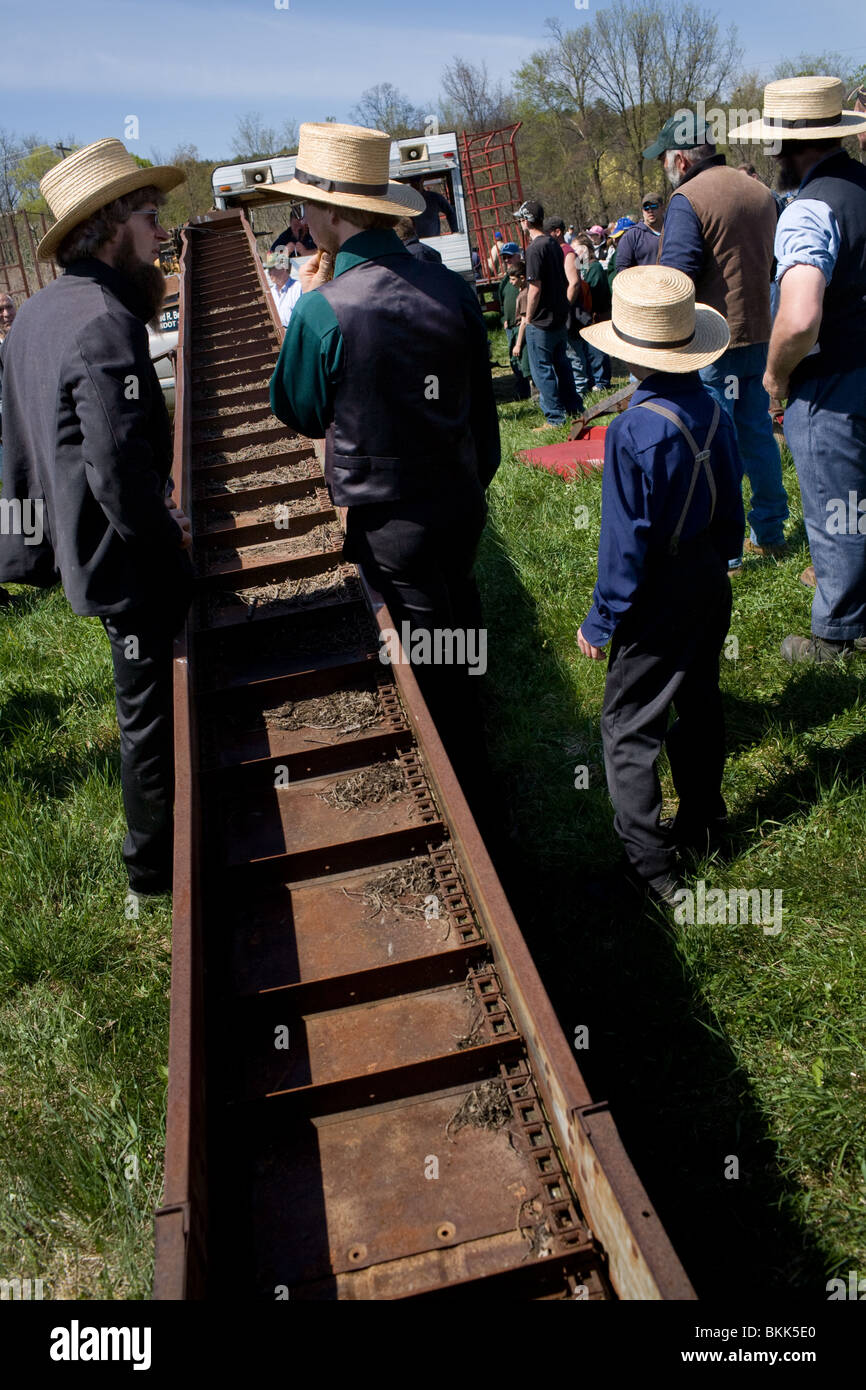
top-left (661, 815), bottom-right (729, 857)
top-left (800, 565), bottom-right (816, 588)
top-left (744, 538), bottom-right (789, 559)
top-left (781, 634), bottom-right (857, 664)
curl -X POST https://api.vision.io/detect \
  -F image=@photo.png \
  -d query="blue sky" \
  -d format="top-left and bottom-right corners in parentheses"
top-left (2, 0), bottom-right (863, 162)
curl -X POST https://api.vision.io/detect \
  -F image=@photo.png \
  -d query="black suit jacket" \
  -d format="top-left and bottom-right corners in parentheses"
top-left (0, 258), bottom-right (192, 615)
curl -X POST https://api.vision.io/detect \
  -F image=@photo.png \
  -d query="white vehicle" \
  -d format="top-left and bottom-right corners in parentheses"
top-left (211, 132), bottom-right (474, 282)
top-left (148, 275), bottom-right (179, 416)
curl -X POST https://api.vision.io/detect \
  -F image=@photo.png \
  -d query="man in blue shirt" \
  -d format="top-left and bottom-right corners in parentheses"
top-left (647, 110), bottom-right (787, 573)
top-left (577, 266), bottom-right (744, 903)
top-left (730, 77), bottom-right (866, 662)
top-left (615, 197), bottom-right (664, 270)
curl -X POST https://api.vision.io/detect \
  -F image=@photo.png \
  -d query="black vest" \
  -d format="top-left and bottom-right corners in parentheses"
top-left (318, 252), bottom-right (482, 506)
top-left (791, 150), bottom-right (866, 386)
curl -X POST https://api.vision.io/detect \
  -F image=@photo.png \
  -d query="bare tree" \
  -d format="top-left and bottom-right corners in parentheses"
top-left (348, 84), bottom-right (426, 139)
top-left (515, 27), bottom-right (617, 220)
top-left (232, 112), bottom-right (297, 161)
top-left (439, 58), bottom-right (516, 133)
top-left (588, 2), bottom-right (741, 197)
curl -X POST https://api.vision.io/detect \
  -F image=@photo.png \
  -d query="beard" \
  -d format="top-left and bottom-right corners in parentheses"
top-left (113, 226), bottom-right (166, 324)
top-left (663, 152), bottom-right (682, 189)
top-left (775, 156), bottom-right (800, 193)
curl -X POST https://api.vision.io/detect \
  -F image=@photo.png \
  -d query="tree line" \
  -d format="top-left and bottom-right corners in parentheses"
top-left (2, 4), bottom-right (864, 235)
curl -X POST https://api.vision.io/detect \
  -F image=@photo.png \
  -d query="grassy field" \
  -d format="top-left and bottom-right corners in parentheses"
top-left (479, 331), bottom-right (866, 1297)
top-left (0, 335), bottom-right (863, 1300)
top-left (0, 590), bottom-right (171, 1299)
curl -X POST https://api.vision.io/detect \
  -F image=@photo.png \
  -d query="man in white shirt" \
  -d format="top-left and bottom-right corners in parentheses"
top-left (264, 251), bottom-right (302, 330)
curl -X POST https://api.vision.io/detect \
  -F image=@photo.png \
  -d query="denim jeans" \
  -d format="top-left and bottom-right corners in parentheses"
top-left (585, 342), bottom-right (611, 390)
top-left (699, 342), bottom-right (788, 553)
top-left (525, 324), bottom-right (582, 424)
top-left (784, 366), bottom-right (866, 641)
top-left (566, 332), bottom-right (592, 396)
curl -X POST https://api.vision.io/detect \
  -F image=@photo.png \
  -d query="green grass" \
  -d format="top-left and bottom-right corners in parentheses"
top-left (1, 338), bottom-right (864, 1300)
top-left (0, 588), bottom-right (171, 1299)
top-left (479, 339), bottom-right (866, 1295)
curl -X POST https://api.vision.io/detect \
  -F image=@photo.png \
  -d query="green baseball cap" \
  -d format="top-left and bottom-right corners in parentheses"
top-left (643, 111), bottom-right (713, 161)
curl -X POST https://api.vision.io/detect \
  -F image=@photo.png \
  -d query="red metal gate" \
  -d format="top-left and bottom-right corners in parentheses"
top-left (0, 212), bottom-right (58, 303)
top-left (459, 124), bottom-right (524, 309)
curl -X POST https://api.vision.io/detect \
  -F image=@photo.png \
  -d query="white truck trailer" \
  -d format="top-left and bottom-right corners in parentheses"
top-left (211, 132), bottom-right (475, 282)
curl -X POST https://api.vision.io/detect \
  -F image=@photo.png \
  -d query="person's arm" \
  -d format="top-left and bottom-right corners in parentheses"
top-left (524, 281), bottom-right (541, 323)
top-left (441, 195), bottom-right (458, 233)
top-left (513, 312), bottom-right (526, 357)
top-left (763, 199), bottom-right (839, 405)
top-left (270, 288), bottom-right (343, 439)
top-left (72, 313), bottom-right (185, 551)
top-left (563, 251), bottom-right (580, 303)
top-left (456, 278), bottom-right (500, 489)
top-left (764, 266), bottom-right (825, 403)
top-left (657, 194), bottom-right (704, 281)
top-left (579, 418), bottom-right (653, 652)
top-left (709, 411), bottom-right (746, 562)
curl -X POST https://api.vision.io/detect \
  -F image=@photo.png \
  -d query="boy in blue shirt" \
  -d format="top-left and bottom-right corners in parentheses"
top-left (577, 266), bottom-right (745, 903)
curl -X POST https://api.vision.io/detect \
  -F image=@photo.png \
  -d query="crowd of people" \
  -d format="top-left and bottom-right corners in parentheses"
top-left (490, 74), bottom-right (866, 897)
top-left (0, 74), bottom-right (863, 910)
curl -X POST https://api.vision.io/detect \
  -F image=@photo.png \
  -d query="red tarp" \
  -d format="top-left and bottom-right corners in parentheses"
top-left (518, 426), bottom-right (607, 481)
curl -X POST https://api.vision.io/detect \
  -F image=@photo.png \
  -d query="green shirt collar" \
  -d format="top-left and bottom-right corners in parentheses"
top-left (334, 228), bottom-right (409, 276)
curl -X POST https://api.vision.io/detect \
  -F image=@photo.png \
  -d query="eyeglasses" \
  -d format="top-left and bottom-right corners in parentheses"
top-left (130, 210), bottom-right (165, 228)
top-left (642, 202), bottom-right (660, 210)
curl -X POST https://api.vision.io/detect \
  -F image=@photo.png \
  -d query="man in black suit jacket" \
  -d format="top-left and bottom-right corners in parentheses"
top-left (0, 139), bottom-right (191, 897)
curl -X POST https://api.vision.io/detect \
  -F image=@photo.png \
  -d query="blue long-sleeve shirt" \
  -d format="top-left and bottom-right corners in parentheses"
top-left (657, 196), bottom-right (704, 280)
top-left (581, 372), bottom-right (744, 648)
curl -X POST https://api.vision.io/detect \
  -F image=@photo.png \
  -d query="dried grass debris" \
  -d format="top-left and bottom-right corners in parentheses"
top-left (316, 760), bottom-right (407, 812)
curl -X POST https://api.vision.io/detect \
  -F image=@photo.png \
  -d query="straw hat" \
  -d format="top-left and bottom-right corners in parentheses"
top-left (266, 123), bottom-right (425, 217)
top-left (581, 266), bottom-right (729, 372)
top-left (728, 76), bottom-right (866, 143)
top-left (37, 138), bottom-right (184, 262)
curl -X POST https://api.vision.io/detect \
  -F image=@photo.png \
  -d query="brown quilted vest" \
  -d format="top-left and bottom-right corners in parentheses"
top-left (660, 161), bottom-right (777, 348)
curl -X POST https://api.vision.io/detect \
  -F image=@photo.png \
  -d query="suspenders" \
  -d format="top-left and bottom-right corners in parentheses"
top-left (634, 400), bottom-right (722, 556)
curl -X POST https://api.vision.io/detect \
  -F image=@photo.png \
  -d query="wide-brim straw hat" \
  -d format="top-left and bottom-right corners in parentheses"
top-left (266, 123), bottom-right (425, 217)
top-left (581, 265), bottom-right (729, 372)
top-left (37, 138), bottom-right (184, 262)
top-left (728, 76), bottom-right (866, 142)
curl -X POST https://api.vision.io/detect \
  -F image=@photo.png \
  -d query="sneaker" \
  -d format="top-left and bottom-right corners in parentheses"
top-left (531, 422), bottom-right (560, 432)
top-left (727, 559), bottom-right (743, 577)
top-left (780, 634), bottom-right (857, 664)
top-left (800, 565), bottom-right (816, 588)
top-left (744, 538), bottom-right (789, 558)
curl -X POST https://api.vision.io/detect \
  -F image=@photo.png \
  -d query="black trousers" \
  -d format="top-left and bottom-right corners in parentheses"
top-left (600, 540), bottom-right (732, 883)
top-left (344, 490), bottom-right (493, 823)
top-left (101, 597), bottom-right (190, 893)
